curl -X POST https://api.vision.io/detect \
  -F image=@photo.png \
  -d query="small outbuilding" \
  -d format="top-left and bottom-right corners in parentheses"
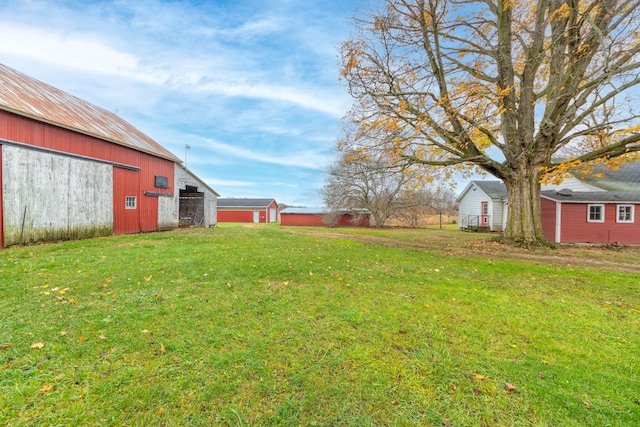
top-left (541, 189), bottom-right (640, 245)
top-left (217, 198), bottom-right (279, 223)
top-left (280, 207), bottom-right (371, 227)
top-left (456, 181), bottom-right (508, 232)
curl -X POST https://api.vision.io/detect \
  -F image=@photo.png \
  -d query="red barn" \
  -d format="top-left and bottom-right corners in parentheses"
top-left (217, 198), bottom-right (279, 223)
top-left (280, 207), bottom-right (371, 227)
top-left (0, 63), bottom-right (217, 247)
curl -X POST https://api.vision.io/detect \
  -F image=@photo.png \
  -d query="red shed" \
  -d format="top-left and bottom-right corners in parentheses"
top-left (280, 207), bottom-right (371, 227)
top-left (541, 190), bottom-right (640, 245)
top-left (217, 198), bottom-right (279, 223)
top-left (0, 63), bottom-right (215, 247)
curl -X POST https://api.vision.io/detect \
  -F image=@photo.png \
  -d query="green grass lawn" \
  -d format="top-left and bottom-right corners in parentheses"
top-left (1, 224), bottom-right (638, 426)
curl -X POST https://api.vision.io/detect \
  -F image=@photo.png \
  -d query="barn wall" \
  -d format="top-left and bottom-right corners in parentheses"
top-left (218, 210), bottom-right (256, 222)
top-left (113, 167), bottom-right (141, 235)
top-left (158, 195), bottom-right (178, 230)
top-left (559, 202), bottom-right (640, 244)
top-left (540, 197), bottom-right (557, 242)
top-left (0, 145), bottom-right (4, 246)
top-left (2, 145), bottom-right (112, 246)
top-left (170, 165), bottom-right (217, 228)
top-left (0, 110), bottom-right (175, 177)
top-left (281, 214), bottom-right (325, 226)
top-left (337, 214), bottom-right (371, 227)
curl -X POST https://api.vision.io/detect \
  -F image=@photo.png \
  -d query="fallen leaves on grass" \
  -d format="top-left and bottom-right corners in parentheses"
top-left (30, 342), bottom-right (45, 349)
top-left (505, 382), bottom-right (517, 392)
top-left (584, 401), bottom-right (591, 409)
top-left (41, 384), bottom-right (54, 392)
top-left (160, 343), bottom-right (166, 354)
top-left (1, 343), bottom-right (11, 349)
top-left (475, 373), bottom-right (485, 380)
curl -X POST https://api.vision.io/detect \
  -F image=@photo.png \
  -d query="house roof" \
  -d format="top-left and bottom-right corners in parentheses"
top-left (217, 198), bottom-right (277, 208)
top-left (579, 162), bottom-right (640, 193)
top-left (281, 207), bottom-right (327, 215)
top-left (542, 189), bottom-right (640, 203)
top-left (457, 180), bottom-right (507, 202)
top-left (474, 181), bottom-right (508, 199)
top-left (0, 63), bottom-right (180, 162)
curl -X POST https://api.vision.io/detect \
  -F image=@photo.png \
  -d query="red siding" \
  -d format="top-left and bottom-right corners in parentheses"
top-left (281, 214), bottom-right (326, 226)
top-left (558, 202), bottom-right (640, 244)
top-left (337, 214), bottom-right (370, 227)
top-left (218, 210), bottom-right (256, 222)
top-left (0, 144), bottom-right (3, 246)
top-left (113, 168), bottom-right (141, 235)
top-left (0, 111), bottom-right (175, 190)
top-left (1, 109), bottom-right (175, 237)
top-left (541, 198), bottom-right (557, 242)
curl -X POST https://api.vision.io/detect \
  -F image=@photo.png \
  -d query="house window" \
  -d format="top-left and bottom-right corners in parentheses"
top-left (125, 196), bottom-right (137, 210)
top-left (617, 205), bottom-right (634, 223)
top-left (587, 204), bottom-right (604, 222)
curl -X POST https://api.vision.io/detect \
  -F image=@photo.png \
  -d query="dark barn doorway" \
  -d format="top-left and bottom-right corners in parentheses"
top-left (179, 185), bottom-right (205, 227)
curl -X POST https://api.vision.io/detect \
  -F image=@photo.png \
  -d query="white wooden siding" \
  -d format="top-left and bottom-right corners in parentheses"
top-left (542, 177), bottom-right (604, 192)
top-left (457, 182), bottom-right (506, 231)
top-left (491, 200), bottom-right (505, 231)
top-left (458, 184), bottom-right (487, 226)
top-left (165, 164), bottom-right (217, 228)
top-left (3, 145), bottom-right (112, 245)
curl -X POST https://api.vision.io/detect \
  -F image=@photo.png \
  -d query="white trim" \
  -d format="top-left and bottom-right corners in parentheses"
top-left (616, 204), bottom-right (634, 223)
top-left (555, 202), bottom-right (561, 243)
top-left (587, 204), bottom-right (604, 223)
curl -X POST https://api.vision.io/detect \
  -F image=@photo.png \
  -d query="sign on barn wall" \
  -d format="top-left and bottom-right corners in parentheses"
top-left (2, 145), bottom-right (113, 245)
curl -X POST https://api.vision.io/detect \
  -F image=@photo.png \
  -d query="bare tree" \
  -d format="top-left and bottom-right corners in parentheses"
top-left (322, 151), bottom-right (421, 227)
top-left (342, 0), bottom-right (640, 245)
top-left (392, 187), bottom-right (457, 227)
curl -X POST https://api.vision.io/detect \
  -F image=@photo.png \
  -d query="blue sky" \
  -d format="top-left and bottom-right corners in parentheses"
top-left (0, 0), bottom-right (376, 206)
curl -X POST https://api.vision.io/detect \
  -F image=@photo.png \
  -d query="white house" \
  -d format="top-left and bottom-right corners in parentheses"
top-left (456, 181), bottom-right (508, 231)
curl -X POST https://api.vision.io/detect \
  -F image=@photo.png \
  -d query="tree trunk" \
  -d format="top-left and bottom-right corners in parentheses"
top-left (503, 165), bottom-right (549, 246)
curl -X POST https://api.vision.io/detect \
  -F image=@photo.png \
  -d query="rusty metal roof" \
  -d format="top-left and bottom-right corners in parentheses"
top-left (0, 63), bottom-right (180, 162)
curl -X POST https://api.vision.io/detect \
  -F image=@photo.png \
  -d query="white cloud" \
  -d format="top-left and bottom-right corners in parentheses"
top-left (204, 178), bottom-right (256, 187)
top-left (201, 137), bottom-right (332, 169)
top-left (0, 24), bottom-right (171, 85)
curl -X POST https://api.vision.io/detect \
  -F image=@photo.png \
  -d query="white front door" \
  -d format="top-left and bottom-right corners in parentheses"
top-left (253, 211), bottom-right (259, 223)
top-left (269, 208), bottom-right (276, 222)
